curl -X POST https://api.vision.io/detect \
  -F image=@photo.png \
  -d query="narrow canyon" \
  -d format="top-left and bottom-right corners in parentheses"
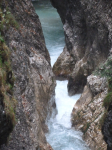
top-left (0, 0), bottom-right (112, 150)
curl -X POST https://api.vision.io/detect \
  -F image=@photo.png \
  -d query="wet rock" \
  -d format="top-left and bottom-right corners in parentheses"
top-left (53, 47), bottom-right (75, 80)
top-left (72, 75), bottom-right (108, 149)
top-left (51, 0), bottom-right (111, 95)
top-left (51, 0), bottom-right (112, 148)
top-left (0, 0), bottom-right (55, 149)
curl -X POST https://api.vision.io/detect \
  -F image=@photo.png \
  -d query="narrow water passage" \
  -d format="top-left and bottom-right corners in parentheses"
top-left (46, 81), bottom-right (89, 150)
top-left (33, 1), bottom-right (89, 149)
top-left (33, 0), bottom-right (64, 66)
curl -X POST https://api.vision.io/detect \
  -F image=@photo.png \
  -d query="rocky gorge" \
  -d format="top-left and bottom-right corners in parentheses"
top-left (50, 0), bottom-right (112, 149)
top-left (0, 0), bottom-right (112, 150)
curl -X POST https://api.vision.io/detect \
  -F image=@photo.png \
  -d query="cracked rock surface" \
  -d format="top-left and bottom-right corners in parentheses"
top-left (0, 0), bottom-right (55, 149)
top-left (50, 0), bottom-right (112, 148)
top-left (72, 75), bottom-right (108, 150)
top-left (51, 0), bottom-right (112, 95)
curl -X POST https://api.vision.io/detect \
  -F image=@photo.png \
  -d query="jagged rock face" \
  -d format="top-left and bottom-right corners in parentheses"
top-left (0, 0), bottom-right (55, 149)
top-left (51, 0), bottom-right (112, 148)
top-left (53, 47), bottom-right (75, 79)
top-left (51, 0), bottom-right (112, 95)
top-left (72, 75), bottom-right (108, 150)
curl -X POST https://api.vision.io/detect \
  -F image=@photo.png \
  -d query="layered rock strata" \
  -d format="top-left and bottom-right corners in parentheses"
top-left (0, 0), bottom-right (55, 149)
top-left (72, 75), bottom-right (108, 150)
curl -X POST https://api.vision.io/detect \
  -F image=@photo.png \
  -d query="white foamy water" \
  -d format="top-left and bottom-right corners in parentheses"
top-left (46, 81), bottom-right (89, 150)
top-left (55, 81), bottom-right (80, 128)
top-left (33, 1), bottom-right (90, 149)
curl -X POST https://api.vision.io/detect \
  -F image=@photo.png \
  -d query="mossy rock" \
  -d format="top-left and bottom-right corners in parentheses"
top-left (103, 92), bottom-right (112, 109)
top-left (0, 31), bottom-right (17, 145)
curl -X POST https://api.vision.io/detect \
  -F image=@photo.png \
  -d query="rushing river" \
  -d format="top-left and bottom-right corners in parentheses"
top-left (33, 1), bottom-right (89, 150)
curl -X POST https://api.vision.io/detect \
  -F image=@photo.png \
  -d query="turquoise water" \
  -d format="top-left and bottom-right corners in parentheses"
top-left (33, 1), bottom-right (90, 150)
top-left (33, 0), bottom-right (64, 66)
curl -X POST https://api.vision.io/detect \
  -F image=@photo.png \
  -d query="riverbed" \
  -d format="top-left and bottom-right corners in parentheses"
top-left (33, 1), bottom-right (89, 149)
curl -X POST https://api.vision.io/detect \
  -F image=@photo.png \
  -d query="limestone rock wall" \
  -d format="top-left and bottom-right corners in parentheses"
top-left (72, 75), bottom-right (108, 150)
top-left (51, 0), bottom-right (112, 95)
top-left (0, 0), bottom-right (55, 149)
top-left (50, 0), bottom-right (112, 149)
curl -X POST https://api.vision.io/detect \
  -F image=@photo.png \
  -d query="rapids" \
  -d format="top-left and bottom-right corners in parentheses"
top-left (33, 1), bottom-right (90, 149)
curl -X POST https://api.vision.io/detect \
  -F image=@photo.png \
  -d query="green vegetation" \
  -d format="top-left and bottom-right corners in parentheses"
top-left (0, 4), bottom-right (17, 129)
top-left (94, 56), bottom-right (112, 127)
top-left (0, 41), bottom-right (17, 127)
top-left (82, 122), bottom-right (90, 134)
top-left (94, 56), bottom-right (112, 83)
top-left (94, 56), bottom-right (112, 108)
top-left (103, 92), bottom-right (112, 109)
top-left (0, 5), bottom-right (19, 44)
top-left (0, 7), bottom-right (19, 32)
